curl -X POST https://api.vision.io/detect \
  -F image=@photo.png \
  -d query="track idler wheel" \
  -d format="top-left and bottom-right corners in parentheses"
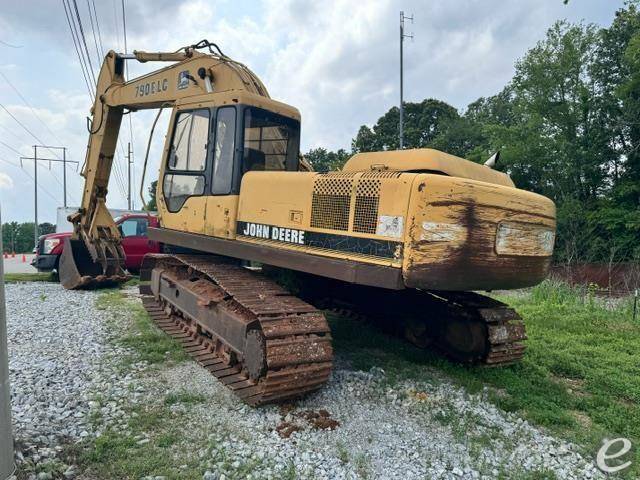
top-left (438, 319), bottom-right (488, 363)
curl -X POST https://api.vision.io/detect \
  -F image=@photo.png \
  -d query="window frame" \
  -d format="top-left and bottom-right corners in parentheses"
top-left (161, 105), bottom-right (301, 206)
top-left (210, 106), bottom-right (239, 196)
top-left (167, 109), bottom-right (210, 172)
top-left (118, 217), bottom-right (148, 238)
top-left (239, 106), bottom-right (301, 180)
top-left (162, 107), bottom-right (213, 212)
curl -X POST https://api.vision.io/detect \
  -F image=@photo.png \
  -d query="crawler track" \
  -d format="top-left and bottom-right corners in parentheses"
top-left (420, 291), bottom-right (527, 366)
top-left (140, 255), bottom-right (333, 406)
top-left (292, 274), bottom-right (527, 366)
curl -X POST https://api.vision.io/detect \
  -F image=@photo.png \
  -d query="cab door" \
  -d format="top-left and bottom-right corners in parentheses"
top-left (157, 107), bottom-right (212, 233)
top-left (204, 106), bottom-right (240, 238)
top-left (118, 216), bottom-right (150, 271)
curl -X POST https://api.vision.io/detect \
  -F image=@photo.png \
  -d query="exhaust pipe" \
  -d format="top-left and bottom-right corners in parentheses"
top-left (59, 237), bottom-right (129, 290)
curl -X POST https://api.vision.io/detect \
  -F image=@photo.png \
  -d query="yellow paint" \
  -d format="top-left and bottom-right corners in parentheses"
top-left (71, 42), bottom-right (557, 291)
top-left (204, 195), bottom-right (239, 238)
top-left (343, 148), bottom-right (514, 187)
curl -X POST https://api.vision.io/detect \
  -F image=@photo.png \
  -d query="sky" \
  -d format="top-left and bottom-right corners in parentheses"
top-left (0, 0), bottom-right (627, 225)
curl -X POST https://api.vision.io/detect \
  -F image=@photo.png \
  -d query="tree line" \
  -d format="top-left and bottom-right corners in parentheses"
top-left (306, 3), bottom-right (640, 265)
top-left (1, 222), bottom-right (56, 253)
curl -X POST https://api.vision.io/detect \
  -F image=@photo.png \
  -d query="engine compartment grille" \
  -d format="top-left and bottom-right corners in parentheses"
top-left (310, 175), bottom-right (354, 231)
top-left (310, 171), bottom-right (402, 234)
top-left (353, 178), bottom-right (381, 234)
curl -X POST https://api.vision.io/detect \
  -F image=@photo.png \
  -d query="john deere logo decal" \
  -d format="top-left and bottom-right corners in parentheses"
top-left (177, 70), bottom-right (190, 90)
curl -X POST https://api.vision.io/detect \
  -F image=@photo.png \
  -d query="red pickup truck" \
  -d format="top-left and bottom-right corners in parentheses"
top-left (33, 213), bottom-right (161, 274)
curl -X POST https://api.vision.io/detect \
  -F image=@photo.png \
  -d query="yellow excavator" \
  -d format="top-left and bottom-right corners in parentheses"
top-left (60, 41), bottom-right (556, 405)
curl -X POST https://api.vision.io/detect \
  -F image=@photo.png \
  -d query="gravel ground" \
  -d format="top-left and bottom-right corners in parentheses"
top-left (6, 283), bottom-right (138, 480)
top-left (6, 282), bottom-right (607, 479)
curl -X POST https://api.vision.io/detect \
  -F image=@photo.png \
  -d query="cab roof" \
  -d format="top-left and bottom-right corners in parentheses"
top-left (178, 90), bottom-right (301, 121)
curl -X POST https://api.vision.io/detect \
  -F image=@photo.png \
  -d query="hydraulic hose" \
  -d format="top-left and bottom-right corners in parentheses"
top-left (139, 105), bottom-right (169, 213)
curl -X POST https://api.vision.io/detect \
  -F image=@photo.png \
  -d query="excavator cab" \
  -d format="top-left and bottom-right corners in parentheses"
top-left (157, 93), bottom-right (301, 236)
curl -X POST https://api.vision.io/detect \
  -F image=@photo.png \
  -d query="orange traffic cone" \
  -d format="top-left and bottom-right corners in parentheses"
top-left (21, 254), bottom-right (26, 263)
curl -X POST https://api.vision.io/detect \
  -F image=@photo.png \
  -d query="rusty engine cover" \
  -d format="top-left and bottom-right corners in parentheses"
top-left (402, 175), bottom-right (556, 291)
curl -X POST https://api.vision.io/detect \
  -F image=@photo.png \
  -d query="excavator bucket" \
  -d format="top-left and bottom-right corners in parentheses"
top-left (59, 237), bottom-right (129, 289)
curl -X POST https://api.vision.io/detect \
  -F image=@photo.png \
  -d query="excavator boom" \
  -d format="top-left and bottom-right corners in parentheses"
top-left (60, 41), bottom-right (269, 289)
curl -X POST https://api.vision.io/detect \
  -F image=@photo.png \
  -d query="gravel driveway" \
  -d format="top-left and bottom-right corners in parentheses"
top-left (5, 282), bottom-right (605, 479)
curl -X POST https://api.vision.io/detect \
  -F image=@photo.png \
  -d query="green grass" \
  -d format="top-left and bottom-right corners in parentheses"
top-left (79, 415), bottom-right (202, 479)
top-left (4, 272), bottom-right (55, 283)
top-left (164, 391), bottom-right (208, 406)
top-left (96, 290), bottom-right (187, 366)
top-left (70, 291), bottom-right (203, 479)
top-left (329, 279), bottom-right (640, 478)
top-left (79, 280), bottom-right (638, 478)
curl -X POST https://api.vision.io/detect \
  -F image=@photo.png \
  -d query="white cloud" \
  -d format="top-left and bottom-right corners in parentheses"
top-left (0, 172), bottom-right (13, 189)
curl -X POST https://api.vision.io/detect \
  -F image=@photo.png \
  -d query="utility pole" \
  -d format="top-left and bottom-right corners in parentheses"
top-left (127, 142), bottom-right (132, 211)
top-left (32, 146), bottom-right (38, 249)
top-left (34, 146), bottom-right (72, 208)
top-left (399, 11), bottom-right (413, 150)
top-left (0, 210), bottom-right (15, 480)
top-left (19, 152), bottom-right (79, 250)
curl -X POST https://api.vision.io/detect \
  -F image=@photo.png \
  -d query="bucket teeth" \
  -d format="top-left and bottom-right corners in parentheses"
top-left (60, 237), bottom-right (129, 290)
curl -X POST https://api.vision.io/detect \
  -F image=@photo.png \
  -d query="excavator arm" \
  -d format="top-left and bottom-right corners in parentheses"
top-left (60, 41), bottom-right (270, 289)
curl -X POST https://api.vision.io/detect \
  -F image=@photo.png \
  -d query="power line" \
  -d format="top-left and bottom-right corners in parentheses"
top-left (121, 0), bottom-right (135, 191)
top-left (0, 155), bottom-right (60, 204)
top-left (0, 70), bottom-right (66, 148)
top-left (112, 0), bottom-right (122, 51)
top-left (71, 0), bottom-right (97, 85)
top-left (0, 101), bottom-right (65, 162)
top-left (0, 138), bottom-right (79, 205)
top-left (0, 140), bottom-right (22, 157)
top-left (121, 0), bottom-right (128, 58)
top-left (0, 122), bottom-right (28, 143)
top-left (0, 40), bottom-right (22, 48)
top-left (0, 102), bottom-right (49, 150)
top-left (85, 0), bottom-right (102, 62)
top-left (62, 0), bottom-right (94, 99)
top-left (90, 0), bottom-right (105, 56)
top-left (0, 114), bottom-right (80, 206)
top-left (112, 151), bottom-right (128, 198)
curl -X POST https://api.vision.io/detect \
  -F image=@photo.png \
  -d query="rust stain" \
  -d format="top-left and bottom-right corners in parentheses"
top-left (405, 195), bottom-right (554, 290)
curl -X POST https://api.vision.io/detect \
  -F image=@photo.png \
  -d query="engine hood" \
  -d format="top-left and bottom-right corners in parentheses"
top-left (342, 148), bottom-right (515, 188)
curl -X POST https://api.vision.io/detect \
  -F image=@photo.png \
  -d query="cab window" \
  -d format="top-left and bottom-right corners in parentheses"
top-left (118, 218), bottom-right (148, 237)
top-left (211, 107), bottom-right (236, 194)
top-left (168, 110), bottom-right (209, 171)
top-left (164, 109), bottom-right (209, 211)
top-left (163, 175), bottom-right (205, 212)
top-left (242, 107), bottom-right (299, 173)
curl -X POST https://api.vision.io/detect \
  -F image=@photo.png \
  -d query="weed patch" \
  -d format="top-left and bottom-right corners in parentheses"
top-left (4, 272), bottom-right (55, 283)
top-left (96, 290), bottom-right (187, 367)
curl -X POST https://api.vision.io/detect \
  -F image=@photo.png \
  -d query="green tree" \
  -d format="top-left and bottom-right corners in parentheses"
top-left (146, 180), bottom-right (158, 211)
top-left (38, 222), bottom-right (55, 236)
top-left (304, 148), bottom-right (350, 172)
top-left (352, 99), bottom-right (461, 152)
top-left (2, 222), bottom-right (19, 253)
top-left (593, 1), bottom-right (640, 205)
